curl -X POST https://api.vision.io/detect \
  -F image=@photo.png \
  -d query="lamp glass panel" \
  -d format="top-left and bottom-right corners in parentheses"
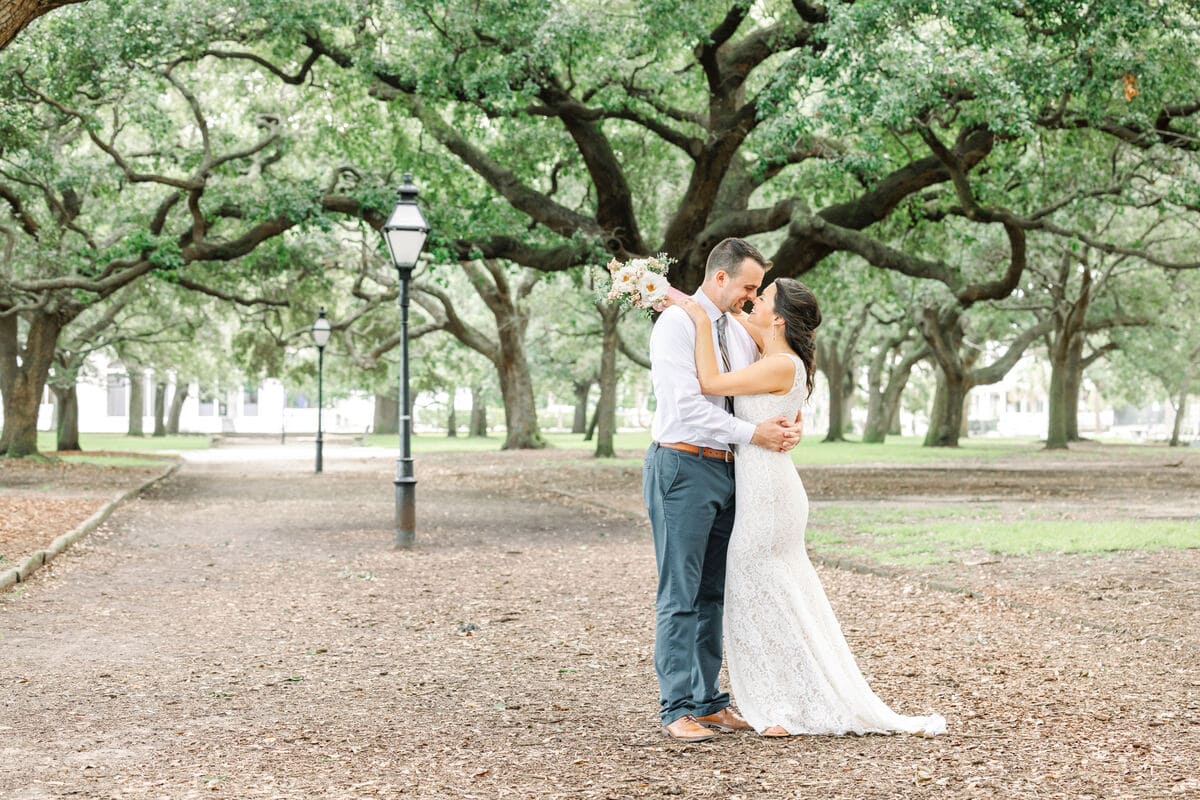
top-left (311, 318), bottom-right (332, 348)
top-left (385, 227), bottom-right (428, 269)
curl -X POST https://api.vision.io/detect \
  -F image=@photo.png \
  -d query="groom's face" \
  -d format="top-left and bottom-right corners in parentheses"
top-left (717, 259), bottom-right (765, 313)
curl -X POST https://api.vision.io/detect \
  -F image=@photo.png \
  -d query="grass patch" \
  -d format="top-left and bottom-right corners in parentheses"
top-left (789, 436), bottom-right (1037, 466)
top-left (36, 432), bottom-right (212, 453)
top-left (876, 518), bottom-right (1200, 558)
top-left (373, 431), bottom-right (1046, 464)
top-left (814, 504), bottom-right (1004, 525)
top-left (362, 431), bottom-right (655, 455)
top-left (810, 504), bottom-right (1200, 566)
top-left (57, 454), bottom-right (175, 467)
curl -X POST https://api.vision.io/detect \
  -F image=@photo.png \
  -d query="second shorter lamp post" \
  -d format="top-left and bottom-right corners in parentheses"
top-left (381, 173), bottom-right (429, 548)
top-left (311, 307), bottom-right (331, 473)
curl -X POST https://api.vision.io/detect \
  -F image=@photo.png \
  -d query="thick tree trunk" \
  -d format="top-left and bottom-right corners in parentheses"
top-left (571, 380), bottom-right (592, 434)
top-left (862, 378), bottom-right (887, 444)
top-left (842, 376), bottom-right (856, 436)
top-left (924, 370), bottom-right (968, 447)
top-left (480, 285), bottom-right (545, 450)
top-left (584, 403), bottom-right (599, 442)
top-left (421, 262), bottom-right (544, 449)
top-left (52, 383), bottom-right (80, 452)
top-left (496, 345), bottom-right (544, 450)
top-left (1170, 374), bottom-right (1191, 447)
top-left (815, 315), bottom-right (867, 443)
top-left (819, 352), bottom-right (847, 443)
top-left (469, 385), bottom-right (487, 437)
top-left (0, 0), bottom-right (88, 50)
top-left (167, 382), bottom-right (188, 434)
top-left (1046, 344), bottom-right (1071, 450)
top-left (126, 366), bottom-right (144, 437)
top-left (153, 380), bottom-right (167, 437)
top-left (957, 348), bottom-right (980, 440)
top-left (0, 310), bottom-right (63, 457)
top-left (918, 304), bottom-right (1050, 448)
top-left (1065, 335), bottom-right (1085, 441)
top-left (863, 343), bottom-right (925, 445)
top-left (959, 390), bottom-right (971, 438)
top-left (446, 386), bottom-right (457, 437)
top-left (373, 390), bottom-right (399, 435)
top-left (593, 304), bottom-right (620, 458)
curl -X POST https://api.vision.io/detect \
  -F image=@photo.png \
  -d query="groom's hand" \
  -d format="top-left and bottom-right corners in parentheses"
top-left (751, 416), bottom-right (801, 452)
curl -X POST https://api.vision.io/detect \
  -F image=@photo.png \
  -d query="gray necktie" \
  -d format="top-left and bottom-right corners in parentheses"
top-left (714, 316), bottom-right (734, 414)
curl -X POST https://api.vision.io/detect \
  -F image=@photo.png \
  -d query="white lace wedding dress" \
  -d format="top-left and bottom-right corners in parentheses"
top-left (724, 354), bottom-right (946, 736)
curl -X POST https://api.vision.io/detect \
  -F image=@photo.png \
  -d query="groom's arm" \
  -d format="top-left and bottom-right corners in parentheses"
top-left (650, 308), bottom-right (756, 445)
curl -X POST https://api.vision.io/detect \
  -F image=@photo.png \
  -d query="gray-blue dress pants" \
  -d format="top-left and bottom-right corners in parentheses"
top-left (643, 443), bottom-right (736, 725)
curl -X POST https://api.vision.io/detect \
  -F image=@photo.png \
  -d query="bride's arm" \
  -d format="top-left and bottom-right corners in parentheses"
top-left (674, 298), bottom-right (794, 396)
top-left (730, 309), bottom-right (765, 352)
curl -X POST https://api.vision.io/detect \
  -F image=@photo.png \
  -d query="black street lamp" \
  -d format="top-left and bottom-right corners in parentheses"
top-left (381, 173), bottom-right (429, 548)
top-left (311, 307), bottom-right (332, 473)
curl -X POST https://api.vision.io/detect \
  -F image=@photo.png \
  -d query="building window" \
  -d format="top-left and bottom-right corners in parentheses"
top-left (106, 372), bottom-right (128, 416)
top-left (199, 391), bottom-right (216, 417)
top-left (243, 385), bottom-right (258, 417)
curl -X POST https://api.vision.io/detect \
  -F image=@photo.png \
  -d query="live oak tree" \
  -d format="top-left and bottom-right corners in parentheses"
top-left (1031, 245), bottom-right (1155, 449)
top-left (813, 303), bottom-right (868, 442)
top-left (0, 5), bottom-right (398, 456)
top-left (857, 280), bottom-right (930, 444)
top-left (0, 0), bottom-right (88, 50)
top-left (412, 260), bottom-right (549, 449)
top-left (205, 0), bottom-right (1199, 445)
top-left (7, 0), bottom-right (1199, 452)
top-left (1107, 271), bottom-right (1200, 447)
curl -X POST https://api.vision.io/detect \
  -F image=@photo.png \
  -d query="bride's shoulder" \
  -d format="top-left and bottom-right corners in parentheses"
top-left (769, 352), bottom-right (805, 387)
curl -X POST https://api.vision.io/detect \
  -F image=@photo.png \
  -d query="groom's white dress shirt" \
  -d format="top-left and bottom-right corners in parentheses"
top-left (649, 289), bottom-right (758, 451)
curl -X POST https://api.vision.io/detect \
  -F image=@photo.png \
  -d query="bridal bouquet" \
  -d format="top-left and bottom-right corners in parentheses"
top-left (601, 254), bottom-right (688, 311)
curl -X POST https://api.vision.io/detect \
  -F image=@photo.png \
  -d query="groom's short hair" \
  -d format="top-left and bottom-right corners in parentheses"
top-left (705, 238), bottom-right (769, 279)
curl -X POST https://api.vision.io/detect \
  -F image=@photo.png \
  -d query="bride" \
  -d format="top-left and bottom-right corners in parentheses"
top-left (668, 278), bottom-right (946, 738)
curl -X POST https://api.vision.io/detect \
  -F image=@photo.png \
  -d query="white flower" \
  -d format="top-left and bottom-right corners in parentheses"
top-left (637, 271), bottom-right (669, 306)
top-left (612, 264), bottom-right (640, 294)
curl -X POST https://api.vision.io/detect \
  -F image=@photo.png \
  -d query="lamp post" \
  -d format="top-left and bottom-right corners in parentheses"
top-left (311, 307), bottom-right (331, 473)
top-left (381, 173), bottom-right (429, 548)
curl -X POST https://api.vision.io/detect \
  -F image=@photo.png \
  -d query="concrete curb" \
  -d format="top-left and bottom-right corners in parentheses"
top-left (0, 460), bottom-right (181, 593)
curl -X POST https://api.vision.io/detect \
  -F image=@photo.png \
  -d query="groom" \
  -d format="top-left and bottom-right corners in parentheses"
top-left (643, 237), bottom-right (800, 742)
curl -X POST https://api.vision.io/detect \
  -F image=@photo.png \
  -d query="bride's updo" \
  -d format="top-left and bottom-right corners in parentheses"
top-left (772, 278), bottom-right (821, 398)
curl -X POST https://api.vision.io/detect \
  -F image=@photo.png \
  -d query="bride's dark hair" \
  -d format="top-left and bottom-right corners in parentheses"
top-left (772, 278), bottom-right (821, 398)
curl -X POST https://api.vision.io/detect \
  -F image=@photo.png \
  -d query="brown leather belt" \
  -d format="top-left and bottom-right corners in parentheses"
top-left (657, 442), bottom-right (734, 462)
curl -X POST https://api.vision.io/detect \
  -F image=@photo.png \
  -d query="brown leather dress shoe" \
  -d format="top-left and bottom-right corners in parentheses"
top-left (661, 715), bottom-right (717, 742)
top-left (695, 707), bottom-right (753, 733)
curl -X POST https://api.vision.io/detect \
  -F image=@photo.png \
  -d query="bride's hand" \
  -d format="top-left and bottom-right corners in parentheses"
top-left (663, 295), bottom-right (708, 326)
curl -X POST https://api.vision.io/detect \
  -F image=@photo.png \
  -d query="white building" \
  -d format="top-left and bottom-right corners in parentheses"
top-left (26, 355), bottom-right (374, 438)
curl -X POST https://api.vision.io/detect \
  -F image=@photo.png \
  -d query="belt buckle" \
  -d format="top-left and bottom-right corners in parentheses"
top-left (722, 448), bottom-right (734, 463)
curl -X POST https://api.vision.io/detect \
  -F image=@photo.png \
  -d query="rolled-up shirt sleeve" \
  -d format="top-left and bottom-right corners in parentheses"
top-left (650, 307), bottom-right (756, 447)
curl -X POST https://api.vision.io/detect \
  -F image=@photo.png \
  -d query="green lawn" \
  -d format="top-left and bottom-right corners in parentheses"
top-left (367, 430), bottom-right (1193, 468)
top-left (56, 454), bottom-right (178, 467)
top-left (367, 431), bottom-right (1041, 463)
top-left (809, 504), bottom-right (1200, 566)
top-left (36, 432), bottom-right (213, 453)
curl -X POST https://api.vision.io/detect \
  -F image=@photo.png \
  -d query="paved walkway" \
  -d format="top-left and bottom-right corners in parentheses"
top-left (1, 445), bottom-right (1196, 799)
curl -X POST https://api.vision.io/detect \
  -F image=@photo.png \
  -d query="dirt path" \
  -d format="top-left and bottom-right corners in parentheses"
top-left (1, 448), bottom-right (1197, 798)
